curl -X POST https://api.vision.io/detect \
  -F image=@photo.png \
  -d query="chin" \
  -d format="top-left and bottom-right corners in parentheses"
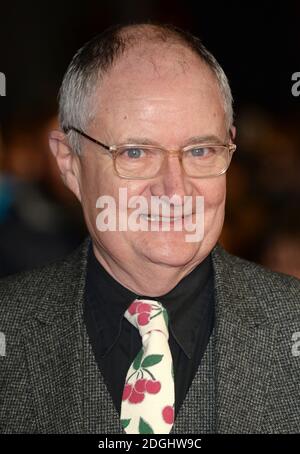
top-left (147, 251), bottom-right (198, 267)
top-left (141, 239), bottom-right (201, 267)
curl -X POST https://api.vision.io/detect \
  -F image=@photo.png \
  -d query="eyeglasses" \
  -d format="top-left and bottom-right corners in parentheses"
top-left (63, 126), bottom-right (236, 179)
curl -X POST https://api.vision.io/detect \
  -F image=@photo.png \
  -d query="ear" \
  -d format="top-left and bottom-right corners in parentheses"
top-left (229, 125), bottom-right (236, 142)
top-left (48, 129), bottom-right (82, 202)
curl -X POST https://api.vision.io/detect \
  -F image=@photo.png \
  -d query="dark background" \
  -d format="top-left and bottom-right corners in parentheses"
top-left (0, 0), bottom-right (299, 278)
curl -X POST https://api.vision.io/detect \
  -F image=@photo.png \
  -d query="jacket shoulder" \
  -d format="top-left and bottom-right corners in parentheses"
top-left (0, 237), bottom-right (90, 327)
top-left (212, 243), bottom-right (300, 323)
top-left (214, 243), bottom-right (299, 286)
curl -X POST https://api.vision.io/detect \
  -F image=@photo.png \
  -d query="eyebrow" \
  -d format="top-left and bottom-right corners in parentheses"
top-left (121, 134), bottom-right (225, 146)
top-left (184, 135), bottom-right (225, 145)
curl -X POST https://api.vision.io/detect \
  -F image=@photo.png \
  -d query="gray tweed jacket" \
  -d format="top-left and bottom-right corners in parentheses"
top-left (0, 237), bottom-right (299, 434)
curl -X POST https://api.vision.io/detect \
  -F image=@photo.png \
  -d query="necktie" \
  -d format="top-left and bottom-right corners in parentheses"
top-left (120, 299), bottom-right (175, 434)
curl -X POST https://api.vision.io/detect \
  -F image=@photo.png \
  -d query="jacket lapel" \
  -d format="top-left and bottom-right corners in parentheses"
top-left (171, 243), bottom-right (277, 434)
top-left (21, 238), bottom-right (90, 433)
top-left (214, 306), bottom-right (276, 433)
top-left (212, 244), bottom-right (277, 433)
top-left (22, 237), bottom-right (124, 433)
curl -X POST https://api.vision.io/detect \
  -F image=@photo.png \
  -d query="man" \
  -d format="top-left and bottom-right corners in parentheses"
top-left (0, 23), bottom-right (299, 434)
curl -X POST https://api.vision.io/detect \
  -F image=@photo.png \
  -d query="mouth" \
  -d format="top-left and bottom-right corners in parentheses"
top-left (140, 213), bottom-right (193, 223)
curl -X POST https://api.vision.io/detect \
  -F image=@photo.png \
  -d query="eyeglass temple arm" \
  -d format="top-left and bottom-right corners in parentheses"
top-left (63, 126), bottom-right (236, 154)
top-left (62, 126), bottom-right (110, 150)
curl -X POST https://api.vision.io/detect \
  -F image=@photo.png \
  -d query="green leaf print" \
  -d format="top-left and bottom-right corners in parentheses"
top-left (139, 417), bottom-right (154, 434)
top-left (163, 309), bottom-right (169, 328)
top-left (133, 349), bottom-right (144, 370)
top-left (121, 419), bottom-right (131, 429)
top-left (141, 354), bottom-right (163, 368)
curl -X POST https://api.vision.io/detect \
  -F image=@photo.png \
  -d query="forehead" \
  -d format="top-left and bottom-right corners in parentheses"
top-left (92, 43), bottom-right (226, 141)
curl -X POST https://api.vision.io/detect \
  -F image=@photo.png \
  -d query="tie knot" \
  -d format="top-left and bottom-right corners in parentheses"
top-left (125, 299), bottom-right (169, 340)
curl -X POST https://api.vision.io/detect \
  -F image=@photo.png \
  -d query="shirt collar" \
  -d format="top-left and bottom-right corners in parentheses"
top-left (85, 241), bottom-right (214, 359)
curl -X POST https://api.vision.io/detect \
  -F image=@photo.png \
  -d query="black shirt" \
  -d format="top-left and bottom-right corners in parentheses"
top-left (84, 241), bottom-right (215, 417)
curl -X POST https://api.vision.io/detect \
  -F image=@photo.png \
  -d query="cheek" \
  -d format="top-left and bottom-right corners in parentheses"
top-left (79, 158), bottom-right (115, 202)
top-left (79, 163), bottom-right (148, 220)
top-left (115, 181), bottom-right (151, 212)
top-left (198, 177), bottom-right (226, 210)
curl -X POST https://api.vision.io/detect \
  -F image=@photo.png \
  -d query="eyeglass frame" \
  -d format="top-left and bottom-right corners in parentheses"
top-left (63, 125), bottom-right (236, 179)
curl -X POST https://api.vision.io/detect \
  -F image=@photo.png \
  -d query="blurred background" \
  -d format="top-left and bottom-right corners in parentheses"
top-left (0, 0), bottom-right (299, 278)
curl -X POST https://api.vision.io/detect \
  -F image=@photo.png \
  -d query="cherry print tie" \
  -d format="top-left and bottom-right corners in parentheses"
top-left (120, 299), bottom-right (175, 434)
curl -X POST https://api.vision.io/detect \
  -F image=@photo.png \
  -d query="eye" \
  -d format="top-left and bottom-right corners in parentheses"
top-left (189, 147), bottom-right (212, 157)
top-left (120, 147), bottom-right (145, 159)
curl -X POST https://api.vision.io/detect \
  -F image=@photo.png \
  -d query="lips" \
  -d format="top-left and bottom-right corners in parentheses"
top-left (140, 213), bottom-right (192, 222)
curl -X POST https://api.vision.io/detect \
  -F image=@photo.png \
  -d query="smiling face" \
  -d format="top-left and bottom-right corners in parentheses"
top-left (51, 42), bottom-right (234, 293)
top-left (79, 44), bottom-right (229, 265)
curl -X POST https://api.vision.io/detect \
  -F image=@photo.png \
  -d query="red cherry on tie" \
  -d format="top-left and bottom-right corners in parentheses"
top-left (122, 383), bottom-right (132, 401)
top-left (137, 303), bottom-right (152, 313)
top-left (134, 378), bottom-right (147, 393)
top-left (128, 301), bottom-right (140, 315)
top-left (129, 389), bottom-right (145, 404)
top-left (146, 380), bottom-right (161, 394)
top-left (162, 406), bottom-right (174, 424)
top-left (137, 312), bottom-right (150, 326)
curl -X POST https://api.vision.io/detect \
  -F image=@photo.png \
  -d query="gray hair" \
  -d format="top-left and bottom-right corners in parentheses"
top-left (59, 23), bottom-right (234, 154)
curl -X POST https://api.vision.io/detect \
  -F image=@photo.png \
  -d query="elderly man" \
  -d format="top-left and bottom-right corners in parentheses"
top-left (0, 23), bottom-right (299, 435)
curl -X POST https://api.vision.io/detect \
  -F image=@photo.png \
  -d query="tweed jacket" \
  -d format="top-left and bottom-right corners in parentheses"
top-left (0, 237), bottom-right (299, 434)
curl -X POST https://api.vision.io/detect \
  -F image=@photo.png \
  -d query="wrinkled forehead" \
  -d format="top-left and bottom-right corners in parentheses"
top-left (89, 43), bottom-right (226, 138)
top-left (111, 41), bottom-right (205, 77)
top-left (98, 42), bottom-right (221, 102)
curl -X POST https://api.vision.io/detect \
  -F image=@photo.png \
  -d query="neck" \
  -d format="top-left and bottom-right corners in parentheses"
top-left (92, 243), bottom-right (200, 297)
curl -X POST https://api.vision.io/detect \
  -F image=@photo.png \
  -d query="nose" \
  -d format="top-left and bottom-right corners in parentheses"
top-left (150, 154), bottom-right (193, 200)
